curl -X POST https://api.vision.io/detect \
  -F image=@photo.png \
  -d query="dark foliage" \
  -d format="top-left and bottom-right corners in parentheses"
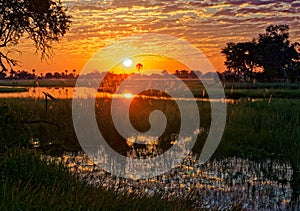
top-left (0, 0), bottom-right (71, 71)
top-left (221, 25), bottom-right (300, 82)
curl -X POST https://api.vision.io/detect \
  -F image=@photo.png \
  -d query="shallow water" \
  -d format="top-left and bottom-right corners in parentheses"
top-left (0, 86), bottom-right (74, 99)
top-left (0, 86), bottom-right (239, 104)
top-left (44, 152), bottom-right (297, 210)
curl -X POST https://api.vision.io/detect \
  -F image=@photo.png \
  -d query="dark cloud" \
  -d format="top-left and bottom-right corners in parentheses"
top-left (236, 7), bottom-right (275, 14)
top-left (186, 1), bottom-right (214, 7)
top-left (110, 0), bottom-right (165, 8)
top-left (214, 9), bottom-right (236, 16)
top-left (291, 2), bottom-right (300, 7)
top-left (161, 5), bottom-right (183, 13)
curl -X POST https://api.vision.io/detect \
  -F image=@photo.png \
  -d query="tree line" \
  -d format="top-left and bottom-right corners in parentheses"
top-left (0, 69), bottom-right (77, 80)
top-left (221, 25), bottom-right (300, 82)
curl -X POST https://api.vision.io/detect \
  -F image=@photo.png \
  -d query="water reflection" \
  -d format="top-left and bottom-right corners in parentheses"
top-left (44, 152), bottom-right (296, 210)
top-left (0, 86), bottom-right (238, 103)
top-left (0, 86), bottom-right (74, 99)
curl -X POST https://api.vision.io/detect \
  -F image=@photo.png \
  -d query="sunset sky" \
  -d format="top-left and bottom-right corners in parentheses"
top-left (15, 0), bottom-right (300, 74)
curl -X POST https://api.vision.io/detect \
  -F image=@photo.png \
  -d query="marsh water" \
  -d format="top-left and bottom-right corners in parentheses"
top-left (45, 151), bottom-right (296, 210)
top-left (0, 87), bottom-right (240, 104)
top-left (2, 85), bottom-right (299, 209)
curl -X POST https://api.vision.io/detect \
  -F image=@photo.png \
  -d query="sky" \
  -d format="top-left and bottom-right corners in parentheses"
top-left (14, 0), bottom-right (300, 75)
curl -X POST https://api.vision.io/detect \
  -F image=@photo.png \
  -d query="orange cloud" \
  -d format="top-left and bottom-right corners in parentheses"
top-left (9, 0), bottom-right (300, 75)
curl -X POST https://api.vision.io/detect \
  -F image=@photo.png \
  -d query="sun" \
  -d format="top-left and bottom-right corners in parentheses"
top-left (123, 59), bottom-right (133, 67)
top-left (123, 93), bottom-right (133, 99)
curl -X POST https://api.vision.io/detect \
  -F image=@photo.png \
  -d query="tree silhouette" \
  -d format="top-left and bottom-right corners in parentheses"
top-left (0, 0), bottom-right (71, 72)
top-left (45, 72), bottom-right (53, 79)
top-left (32, 69), bottom-right (36, 77)
top-left (54, 72), bottom-right (61, 79)
top-left (136, 63), bottom-right (143, 72)
top-left (222, 25), bottom-right (300, 81)
top-left (65, 69), bottom-right (68, 78)
top-left (221, 41), bottom-right (258, 81)
top-left (257, 25), bottom-right (300, 80)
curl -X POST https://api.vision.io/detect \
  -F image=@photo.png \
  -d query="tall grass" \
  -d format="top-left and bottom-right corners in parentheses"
top-left (217, 99), bottom-right (300, 160)
top-left (0, 98), bottom-right (79, 155)
top-left (0, 150), bottom-right (193, 210)
top-left (0, 97), bottom-right (299, 162)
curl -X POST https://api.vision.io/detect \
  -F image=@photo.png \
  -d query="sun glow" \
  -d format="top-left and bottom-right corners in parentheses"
top-left (124, 93), bottom-right (133, 99)
top-left (111, 55), bottom-right (190, 74)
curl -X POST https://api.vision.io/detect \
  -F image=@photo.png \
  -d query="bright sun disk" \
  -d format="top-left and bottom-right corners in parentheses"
top-left (123, 59), bottom-right (132, 67)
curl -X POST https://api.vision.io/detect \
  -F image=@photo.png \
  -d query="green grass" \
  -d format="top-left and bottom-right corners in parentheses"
top-left (0, 98), bottom-right (79, 154)
top-left (183, 80), bottom-right (300, 99)
top-left (0, 97), bottom-right (299, 161)
top-left (216, 99), bottom-right (300, 160)
top-left (223, 82), bottom-right (300, 90)
top-left (224, 89), bottom-right (300, 99)
top-left (0, 150), bottom-right (193, 210)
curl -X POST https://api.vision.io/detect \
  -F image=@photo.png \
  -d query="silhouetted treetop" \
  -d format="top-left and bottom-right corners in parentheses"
top-left (0, 0), bottom-right (71, 72)
top-left (222, 24), bottom-right (300, 81)
top-left (257, 24), bottom-right (299, 80)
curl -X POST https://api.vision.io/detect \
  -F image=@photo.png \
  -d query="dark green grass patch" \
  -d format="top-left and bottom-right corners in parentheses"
top-left (0, 87), bottom-right (28, 93)
top-left (0, 79), bottom-right (77, 87)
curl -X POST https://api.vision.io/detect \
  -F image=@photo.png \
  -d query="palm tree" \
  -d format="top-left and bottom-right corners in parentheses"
top-left (32, 69), bottom-right (36, 79)
top-left (136, 63), bottom-right (143, 72)
top-left (65, 69), bottom-right (68, 78)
